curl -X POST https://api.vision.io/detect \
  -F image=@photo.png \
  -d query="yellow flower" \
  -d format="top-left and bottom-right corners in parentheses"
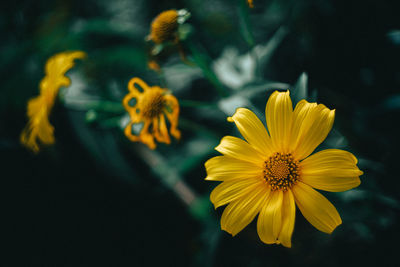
top-left (149, 10), bottom-right (179, 44)
top-left (248, 0), bottom-right (254, 8)
top-left (20, 51), bottom-right (86, 153)
top-left (205, 91), bottom-right (363, 248)
top-left (123, 77), bottom-right (181, 149)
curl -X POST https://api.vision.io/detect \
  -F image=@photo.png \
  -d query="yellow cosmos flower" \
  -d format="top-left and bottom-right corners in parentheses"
top-left (123, 77), bottom-right (181, 150)
top-left (149, 10), bottom-right (179, 44)
top-left (205, 90), bottom-right (363, 248)
top-left (20, 51), bottom-right (86, 153)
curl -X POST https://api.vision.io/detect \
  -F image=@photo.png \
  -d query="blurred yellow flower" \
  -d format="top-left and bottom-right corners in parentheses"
top-left (20, 51), bottom-right (86, 153)
top-left (147, 59), bottom-right (161, 72)
top-left (205, 91), bottom-right (363, 247)
top-left (123, 77), bottom-right (181, 150)
top-left (149, 9), bottom-right (179, 44)
top-left (248, 0), bottom-right (254, 8)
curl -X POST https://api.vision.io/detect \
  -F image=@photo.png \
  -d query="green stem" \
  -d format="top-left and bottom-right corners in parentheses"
top-left (64, 99), bottom-right (125, 113)
top-left (185, 40), bottom-right (229, 97)
top-left (179, 117), bottom-right (219, 140)
top-left (179, 99), bottom-right (218, 108)
top-left (98, 116), bottom-right (123, 128)
top-left (238, 0), bottom-right (255, 48)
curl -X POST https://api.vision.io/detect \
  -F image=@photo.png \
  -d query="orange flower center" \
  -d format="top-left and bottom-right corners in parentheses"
top-left (141, 90), bottom-right (166, 119)
top-left (150, 10), bottom-right (179, 43)
top-left (263, 152), bottom-right (300, 191)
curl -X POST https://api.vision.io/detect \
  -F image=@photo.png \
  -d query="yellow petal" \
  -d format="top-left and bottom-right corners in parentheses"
top-left (265, 91), bottom-right (293, 153)
top-left (210, 178), bottom-right (264, 208)
top-left (122, 91), bottom-right (140, 115)
top-left (127, 77), bottom-right (151, 93)
top-left (221, 184), bottom-right (269, 236)
top-left (291, 100), bottom-right (335, 160)
top-left (21, 51), bottom-right (86, 153)
top-left (44, 51), bottom-right (86, 76)
top-left (124, 122), bottom-right (140, 142)
top-left (300, 149), bottom-right (363, 192)
top-left (205, 156), bottom-right (263, 181)
top-left (292, 182), bottom-right (342, 234)
top-left (37, 115), bottom-right (55, 144)
top-left (139, 120), bottom-right (157, 149)
top-left (289, 100), bottom-right (317, 148)
top-left (257, 190), bottom-right (283, 244)
top-left (42, 51), bottom-right (86, 94)
top-left (278, 190), bottom-right (296, 248)
top-left (154, 114), bottom-right (171, 144)
top-left (164, 94), bottom-right (181, 140)
top-left (227, 108), bottom-right (273, 156)
top-left (215, 136), bottom-right (264, 165)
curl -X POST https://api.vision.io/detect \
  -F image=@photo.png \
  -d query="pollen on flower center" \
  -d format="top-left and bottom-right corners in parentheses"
top-left (263, 152), bottom-right (300, 191)
top-left (141, 90), bottom-right (166, 118)
top-left (150, 10), bottom-right (179, 44)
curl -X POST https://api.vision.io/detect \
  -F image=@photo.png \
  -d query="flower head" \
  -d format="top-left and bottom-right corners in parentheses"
top-left (205, 91), bottom-right (363, 247)
top-left (149, 10), bottom-right (179, 44)
top-left (123, 77), bottom-right (181, 149)
top-left (20, 51), bottom-right (86, 153)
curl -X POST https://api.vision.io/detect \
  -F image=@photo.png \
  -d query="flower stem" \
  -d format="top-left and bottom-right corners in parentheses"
top-left (179, 99), bottom-right (218, 108)
top-left (64, 98), bottom-right (125, 113)
top-left (179, 117), bottom-right (219, 140)
top-left (237, 0), bottom-right (255, 48)
top-left (185, 40), bottom-right (229, 97)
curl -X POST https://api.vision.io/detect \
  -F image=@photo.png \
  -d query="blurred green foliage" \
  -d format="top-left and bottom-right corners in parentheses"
top-left (1, 0), bottom-right (400, 266)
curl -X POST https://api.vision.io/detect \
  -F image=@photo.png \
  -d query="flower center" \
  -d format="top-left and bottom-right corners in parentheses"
top-left (263, 152), bottom-right (300, 191)
top-left (151, 10), bottom-right (179, 43)
top-left (141, 90), bottom-right (166, 119)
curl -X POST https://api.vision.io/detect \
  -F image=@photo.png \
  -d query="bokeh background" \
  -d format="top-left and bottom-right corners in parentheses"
top-left (2, 0), bottom-right (400, 266)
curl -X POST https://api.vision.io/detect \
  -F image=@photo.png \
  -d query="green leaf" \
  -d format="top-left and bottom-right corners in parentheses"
top-left (291, 72), bottom-right (308, 103)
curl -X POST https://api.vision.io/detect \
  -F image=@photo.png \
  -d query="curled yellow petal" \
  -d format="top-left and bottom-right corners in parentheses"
top-left (21, 51), bottom-right (86, 153)
top-left (164, 94), bottom-right (181, 140)
top-left (154, 114), bottom-right (171, 144)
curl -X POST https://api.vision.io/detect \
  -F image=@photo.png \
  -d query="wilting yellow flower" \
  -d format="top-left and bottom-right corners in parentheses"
top-left (248, 0), bottom-right (254, 8)
top-left (20, 51), bottom-right (86, 153)
top-left (123, 77), bottom-right (181, 149)
top-left (205, 91), bottom-right (363, 247)
top-left (149, 10), bottom-right (179, 44)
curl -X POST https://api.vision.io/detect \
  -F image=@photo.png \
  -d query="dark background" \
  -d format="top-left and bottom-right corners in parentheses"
top-left (1, 0), bottom-right (400, 266)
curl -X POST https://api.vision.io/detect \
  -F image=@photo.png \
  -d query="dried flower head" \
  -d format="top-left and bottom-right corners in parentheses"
top-left (123, 77), bottom-right (180, 149)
